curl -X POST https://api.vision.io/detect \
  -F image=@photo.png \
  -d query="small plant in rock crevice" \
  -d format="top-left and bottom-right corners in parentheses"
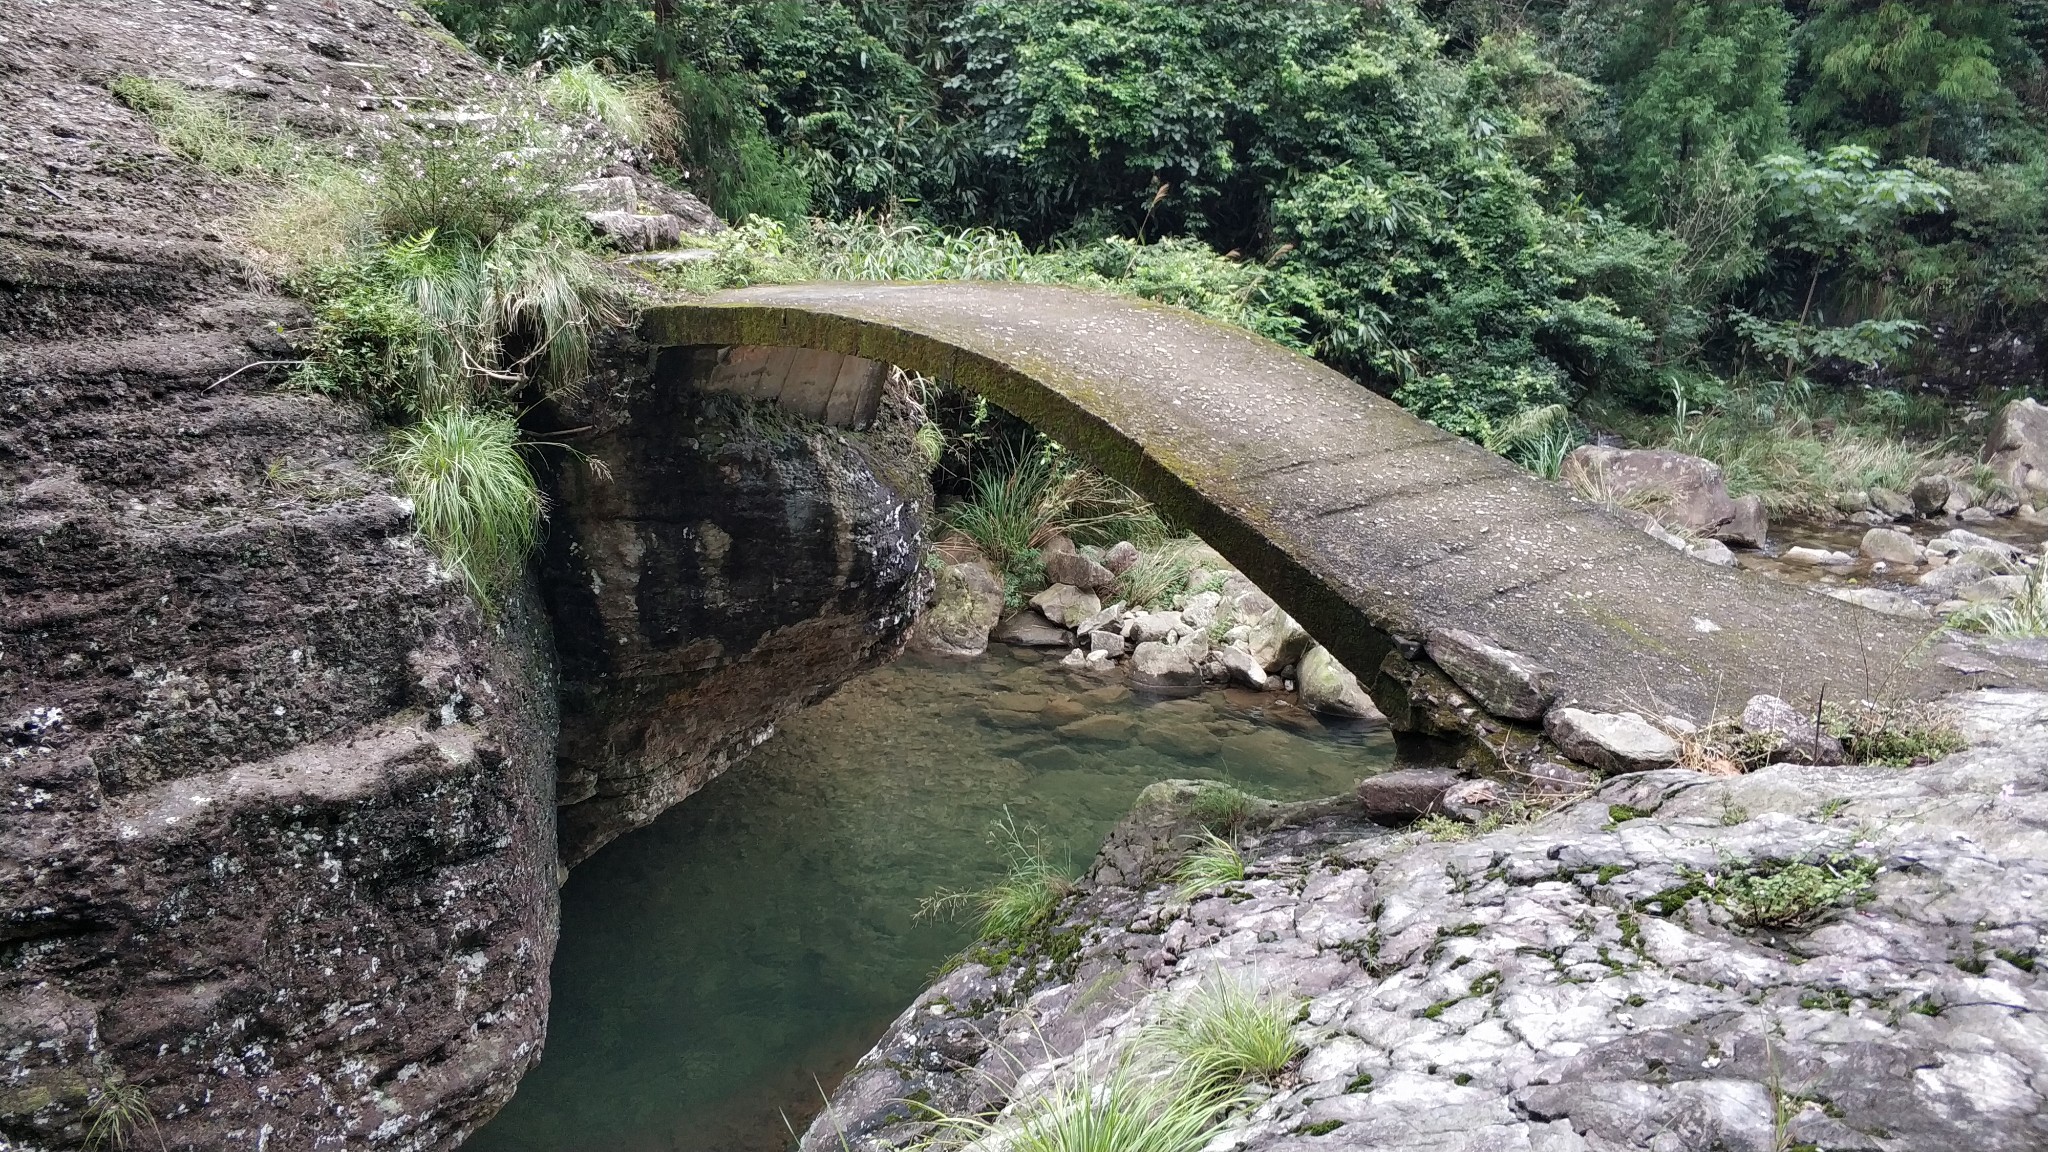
top-left (1642, 856), bottom-right (1879, 929)
top-left (82, 1079), bottom-right (162, 1152)
top-left (1171, 831), bottom-right (1247, 902)
top-left (386, 409), bottom-right (545, 601)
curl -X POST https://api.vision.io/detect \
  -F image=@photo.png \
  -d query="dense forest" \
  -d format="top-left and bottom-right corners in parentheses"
top-left (428, 0), bottom-right (2048, 503)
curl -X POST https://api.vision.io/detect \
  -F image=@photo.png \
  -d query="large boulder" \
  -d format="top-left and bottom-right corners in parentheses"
top-left (1981, 397), bottom-right (2048, 496)
top-left (1244, 604), bottom-right (1313, 673)
top-left (1353, 768), bottom-right (1465, 820)
top-left (912, 562), bottom-right (1006, 656)
top-left (993, 610), bottom-right (1071, 648)
top-left (1128, 640), bottom-right (1204, 691)
top-left (1297, 645), bottom-right (1386, 720)
top-left (1043, 549), bottom-right (1117, 594)
top-left (1424, 628), bottom-right (1557, 720)
top-left (1543, 707), bottom-right (1680, 775)
top-left (1859, 528), bottom-right (1920, 565)
top-left (1563, 445), bottom-right (1768, 547)
top-left (1029, 582), bottom-right (1102, 628)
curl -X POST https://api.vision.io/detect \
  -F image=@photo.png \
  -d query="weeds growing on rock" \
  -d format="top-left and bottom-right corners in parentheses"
top-left (941, 440), bottom-right (1164, 598)
top-left (386, 408), bottom-right (544, 600)
top-left (1171, 831), bottom-right (1247, 902)
top-left (83, 1080), bottom-right (161, 1152)
top-left (1114, 542), bottom-right (1202, 610)
top-left (1188, 782), bottom-right (1259, 835)
top-left (1144, 972), bottom-right (1303, 1090)
top-left (1647, 856), bottom-right (1879, 929)
top-left (541, 63), bottom-right (674, 149)
top-left (111, 75), bottom-right (298, 177)
top-left (1950, 561), bottom-right (2048, 641)
top-left (1821, 699), bottom-right (1968, 767)
top-left (919, 810), bottom-right (1075, 942)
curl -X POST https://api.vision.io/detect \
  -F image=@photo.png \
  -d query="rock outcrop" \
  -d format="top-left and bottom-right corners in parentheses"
top-left (806, 690), bottom-right (2048, 1152)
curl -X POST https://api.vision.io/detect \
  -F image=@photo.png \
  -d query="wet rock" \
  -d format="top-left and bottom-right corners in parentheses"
top-left (912, 562), bottom-right (1005, 657)
top-left (1920, 560), bottom-right (1998, 594)
top-left (1297, 645), bottom-right (1385, 720)
top-left (994, 610), bottom-right (1071, 648)
top-left (1543, 708), bottom-right (1680, 774)
top-left (1826, 587), bottom-right (1933, 620)
top-left (1960, 506), bottom-right (1996, 523)
top-left (1103, 540), bottom-right (1141, 574)
top-left (1860, 528), bottom-right (1920, 566)
top-left (1423, 629), bottom-right (1557, 720)
top-left (1043, 549), bottom-right (1116, 594)
top-left (1981, 397), bottom-right (2048, 495)
top-left (1245, 604), bottom-right (1313, 673)
top-left (1128, 640), bottom-right (1203, 691)
top-left (1218, 646), bottom-right (1269, 691)
top-left (1910, 474), bottom-right (1954, 516)
top-left (1934, 528), bottom-right (2025, 563)
top-left (1564, 445), bottom-right (1769, 546)
top-left (1960, 575), bottom-right (2028, 602)
top-left (1029, 583), bottom-right (1101, 629)
top-left (1088, 629), bottom-right (1127, 658)
top-left (1353, 768), bottom-right (1465, 819)
top-left (1783, 545), bottom-right (1853, 566)
top-left (1739, 693), bottom-right (1845, 766)
top-left (1687, 538), bottom-right (1736, 566)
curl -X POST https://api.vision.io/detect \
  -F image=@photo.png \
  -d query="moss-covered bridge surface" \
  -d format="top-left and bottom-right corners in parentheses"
top-left (644, 282), bottom-right (2004, 728)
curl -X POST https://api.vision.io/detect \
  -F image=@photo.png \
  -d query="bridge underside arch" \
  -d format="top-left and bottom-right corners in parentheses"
top-left (643, 282), bottom-right (2016, 754)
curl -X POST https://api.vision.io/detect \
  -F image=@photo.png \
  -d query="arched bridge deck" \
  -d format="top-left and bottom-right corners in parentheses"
top-left (643, 282), bottom-right (2012, 734)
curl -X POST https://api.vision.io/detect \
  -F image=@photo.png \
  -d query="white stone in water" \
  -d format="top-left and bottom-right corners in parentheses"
top-left (1060, 647), bottom-right (1088, 668)
top-left (1783, 546), bottom-right (1853, 566)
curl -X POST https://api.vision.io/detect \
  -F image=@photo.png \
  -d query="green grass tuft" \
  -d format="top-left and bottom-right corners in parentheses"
top-left (541, 63), bottom-right (674, 149)
top-left (919, 810), bottom-right (1075, 942)
top-left (1949, 561), bottom-right (2048, 641)
top-left (1146, 972), bottom-right (1303, 1090)
top-left (940, 440), bottom-right (1165, 597)
top-left (110, 74), bottom-right (297, 177)
top-left (387, 407), bottom-right (543, 601)
top-left (1171, 831), bottom-right (1247, 902)
top-left (932, 1059), bottom-right (1240, 1152)
top-left (1113, 540), bottom-right (1201, 610)
top-left (83, 1080), bottom-right (161, 1152)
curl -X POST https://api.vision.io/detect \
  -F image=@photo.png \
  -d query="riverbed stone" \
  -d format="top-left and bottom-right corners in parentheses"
top-left (994, 610), bottom-right (1071, 648)
top-left (1128, 640), bottom-right (1204, 690)
top-left (1180, 590), bottom-right (1224, 630)
top-left (1245, 604), bottom-right (1313, 673)
top-left (1911, 473), bottom-right (1954, 516)
top-left (1739, 693), bottom-right (1845, 766)
top-left (1102, 540), bottom-right (1141, 574)
top-left (1869, 486), bottom-right (1913, 517)
top-left (1298, 645), bottom-right (1384, 720)
top-left (1544, 708), bottom-right (1680, 774)
top-left (1936, 528), bottom-right (2025, 562)
top-left (1217, 646), bottom-right (1269, 690)
top-left (1088, 629), bottom-right (1126, 658)
top-left (1126, 610), bottom-right (1185, 644)
top-left (1353, 768), bottom-right (1465, 820)
top-left (1029, 583), bottom-right (1102, 628)
top-left (1424, 628), bottom-right (1557, 720)
top-left (1687, 537), bottom-right (1736, 566)
top-left (1981, 396), bottom-right (2048, 495)
top-left (1074, 600), bottom-right (1126, 636)
top-left (1920, 560), bottom-right (1999, 593)
top-left (912, 561), bottom-right (1006, 656)
top-left (1860, 527), bottom-right (1920, 565)
top-left (1826, 587), bottom-right (1934, 620)
top-left (1783, 545), bottom-right (1853, 566)
top-left (1563, 445), bottom-right (1768, 546)
top-left (1960, 574), bottom-right (2029, 602)
top-left (1043, 549), bottom-right (1117, 594)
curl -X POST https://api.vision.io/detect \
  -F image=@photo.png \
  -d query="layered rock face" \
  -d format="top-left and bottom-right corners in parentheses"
top-left (807, 690), bottom-right (2048, 1152)
top-left (533, 343), bottom-right (932, 865)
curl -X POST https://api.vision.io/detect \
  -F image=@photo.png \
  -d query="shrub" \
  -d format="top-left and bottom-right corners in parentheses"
top-left (387, 407), bottom-right (544, 600)
top-left (1648, 856), bottom-right (1879, 929)
top-left (1146, 972), bottom-right (1304, 1090)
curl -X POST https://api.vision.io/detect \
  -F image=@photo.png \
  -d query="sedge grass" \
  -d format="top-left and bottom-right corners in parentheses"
top-left (541, 63), bottom-right (675, 149)
top-left (388, 407), bottom-right (543, 601)
top-left (1949, 560), bottom-right (2048, 640)
top-left (1145, 972), bottom-right (1304, 1090)
top-left (1170, 831), bottom-right (1246, 902)
top-left (919, 810), bottom-right (1075, 942)
top-left (929, 1059), bottom-right (1240, 1152)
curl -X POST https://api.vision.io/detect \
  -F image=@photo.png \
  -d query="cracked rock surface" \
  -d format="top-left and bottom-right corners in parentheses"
top-left (806, 690), bottom-right (2048, 1152)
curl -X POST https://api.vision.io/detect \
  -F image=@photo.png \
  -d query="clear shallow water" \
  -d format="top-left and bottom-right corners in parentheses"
top-left (467, 650), bottom-right (1395, 1152)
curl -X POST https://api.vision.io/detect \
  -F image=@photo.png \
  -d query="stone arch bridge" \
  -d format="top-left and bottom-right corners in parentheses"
top-left (641, 282), bottom-right (2020, 768)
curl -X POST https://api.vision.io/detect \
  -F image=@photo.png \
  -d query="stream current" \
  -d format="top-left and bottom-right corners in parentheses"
top-left (469, 650), bottom-right (1396, 1151)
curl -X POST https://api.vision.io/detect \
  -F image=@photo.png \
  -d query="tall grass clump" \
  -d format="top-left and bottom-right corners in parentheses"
top-left (919, 811), bottom-right (1075, 942)
top-left (388, 409), bottom-right (544, 599)
top-left (1145, 972), bottom-right (1304, 1089)
top-left (110, 74), bottom-right (297, 177)
top-left (1950, 560), bottom-right (2048, 640)
top-left (1114, 540), bottom-right (1201, 609)
top-left (932, 1060), bottom-right (1240, 1152)
top-left (1171, 831), bottom-right (1247, 902)
top-left (83, 1080), bottom-right (161, 1152)
top-left (941, 440), bottom-right (1166, 596)
top-left (541, 63), bottom-right (674, 149)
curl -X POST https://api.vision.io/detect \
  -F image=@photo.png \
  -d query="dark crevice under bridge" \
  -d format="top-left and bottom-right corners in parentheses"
top-left (642, 282), bottom-right (2034, 761)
